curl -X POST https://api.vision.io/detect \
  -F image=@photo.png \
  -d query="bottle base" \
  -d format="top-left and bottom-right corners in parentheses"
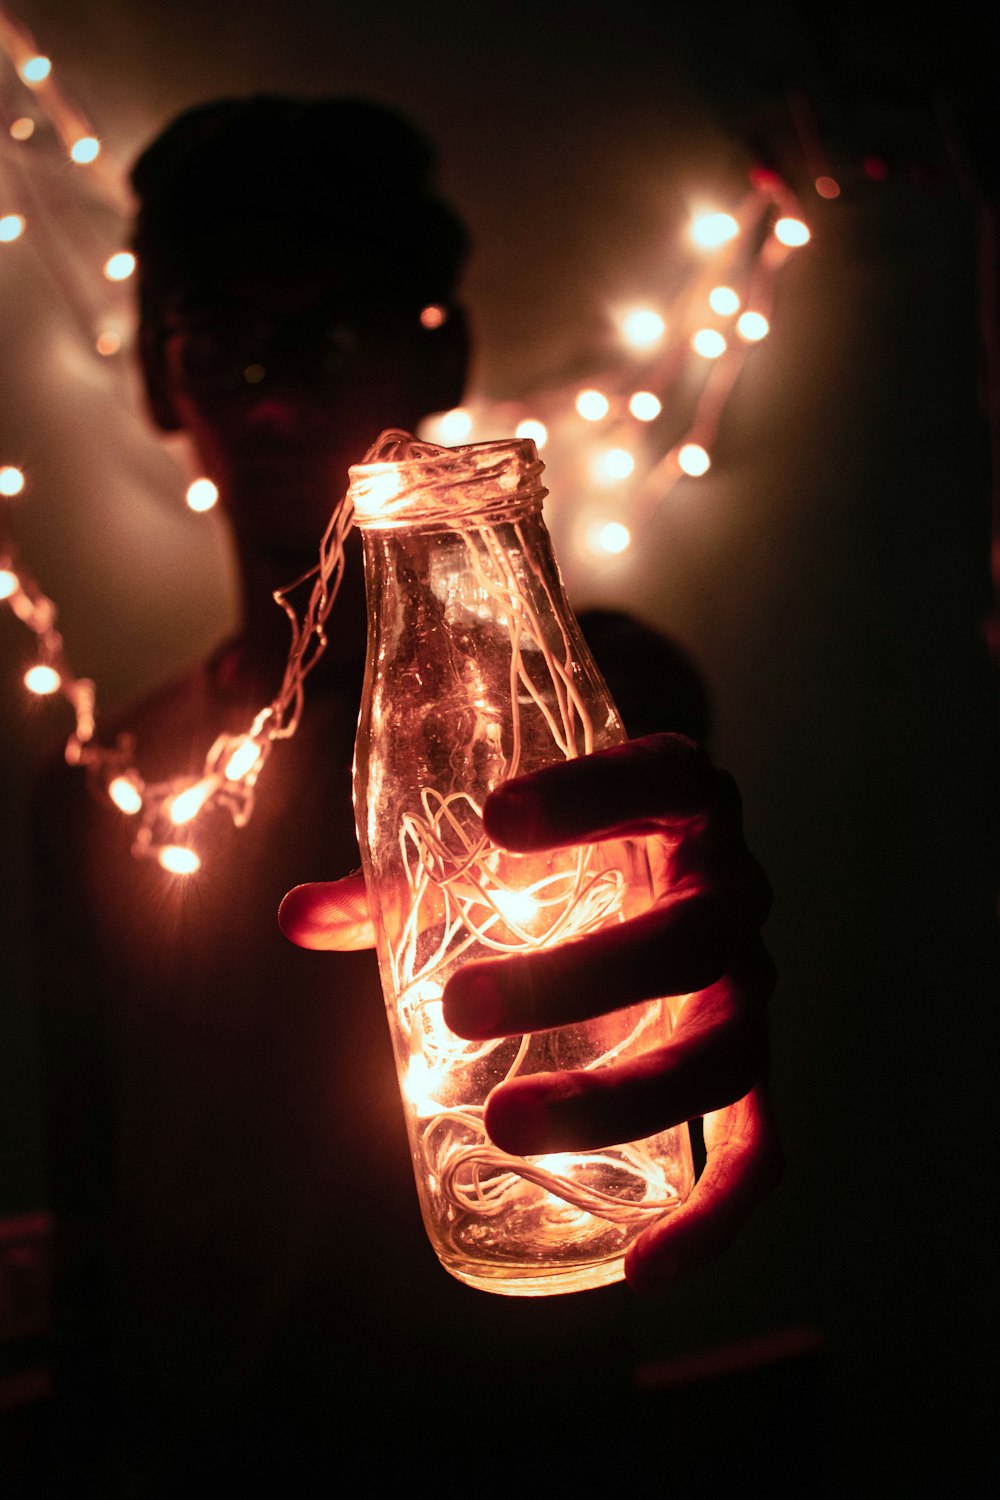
top-left (440, 1250), bottom-right (626, 1297)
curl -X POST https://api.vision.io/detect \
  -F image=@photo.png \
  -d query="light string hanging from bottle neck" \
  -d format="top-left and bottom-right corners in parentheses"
top-left (0, 6), bottom-right (818, 876)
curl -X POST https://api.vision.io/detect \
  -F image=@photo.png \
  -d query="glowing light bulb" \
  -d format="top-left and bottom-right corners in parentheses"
top-left (354, 468), bottom-right (403, 518)
top-left (492, 888), bottom-right (539, 926)
top-left (158, 845), bottom-right (201, 876)
top-left (419, 304), bottom-right (447, 329)
top-left (103, 251), bottom-right (136, 281)
top-left (223, 737), bottom-right (260, 781)
top-left (599, 448), bottom-right (635, 481)
top-left (0, 569), bottom-right (20, 599)
top-left (437, 407), bottom-right (473, 444)
top-left (678, 443), bottom-right (711, 477)
top-left (20, 56), bottom-right (51, 84)
top-left (25, 664), bottom-right (61, 695)
top-left (691, 329), bottom-right (727, 359)
top-left (186, 478), bottom-right (219, 512)
top-left (815, 176), bottom-right (840, 200)
top-left (515, 418), bottom-right (548, 449)
top-left (620, 308), bottom-right (665, 349)
top-left (736, 311), bottom-right (769, 342)
top-left (0, 466), bottom-right (25, 497)
top-left (168, 778), bottom-right (215, 825)
top-left (774, 216), bottom-right (810, 247)
top-left (404, 1055), bottom-right (447, 1115)
top-left (69, 137), bottom-right (100, 165)
top-left (595, 521), bottom-right (631, 555)
top-left (709, 285), bottom-right (740, 315)
top-left (0, 215), bottom-right (26, 243)
top-left (575, 389), bottom-right (609, 422)
top-left (10, 118), bottom-right (35, 142)
top-left (690, 212), bottom-right (739, 250)
top-left (95, 330), bottom-right (122, 357)
top-left (108, 775), bottom-right (143, 815)
top-left (628, 391), bottom-right (661, 422)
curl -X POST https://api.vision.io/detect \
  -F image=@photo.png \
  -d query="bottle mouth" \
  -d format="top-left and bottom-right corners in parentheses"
top-left (349, 431), bottom-right (547, 529)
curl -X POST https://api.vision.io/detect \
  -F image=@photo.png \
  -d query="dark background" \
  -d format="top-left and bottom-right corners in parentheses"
top-left (1, 1), bottom-right (997, 1490)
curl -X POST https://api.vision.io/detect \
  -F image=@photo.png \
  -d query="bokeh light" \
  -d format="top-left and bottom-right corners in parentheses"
top-left (437, 407), bottom-right (474, 444)
top-left (575, 389), bottom-right (609, 422)
top-left (678, 443), bottom-right (711, 476)
top-left (774, 216), bottom-right (810, 247)
top-left (515, 418), bottom-right (548, 449)
top-left (69, 136), bottom-right (100, 164)
top-left (628, 391), bottom-right (661, 422)
top-left (419, 304), bottom-right (447, 329)
top-left (599, 448), bottom-right (635, 481)
top-left (95, 330), bottom-right (122, 357)
top-left (20, 56), bottom-right (51, 84)
top-left (103, 251), bottom-right (136, 281)
top-left (0, 569), bottom-right (19, 600)
top-left (815, 176), bottom-right (841, 200)
top-left (691, 328), bottom-right (727, 359)
top-left (10, 118), bottom-right (36, 141)
top-left (620, 308), bottom-right (665, 349)
top-left (736, 311), bottom-right (769, 342)
top-left (709, 285), bottom-right (740, 315)
top-left (108, 776), bottom-right (143, 815)
top-left (0, 466), bottom-right (26, 497)
top-left (690, 212), bottom-right (739, 250)
top-left (25, 664), bottom-right (61, 695)
top-left (595, 521), bottom-right (631, 555)
top-left (158, 846), bottom-right (201, 876)
top-left (0, 215), bottom-right (26, 243)
top-left (186, 478), bottom-right (219, 513)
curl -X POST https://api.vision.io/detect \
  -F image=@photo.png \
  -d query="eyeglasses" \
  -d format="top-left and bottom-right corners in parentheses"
top-left (159, 300), bottom-right (449, 393)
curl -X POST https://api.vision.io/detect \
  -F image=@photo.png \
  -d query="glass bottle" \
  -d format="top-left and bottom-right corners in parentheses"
top-left (350, 433), bottom-right (694, 1296)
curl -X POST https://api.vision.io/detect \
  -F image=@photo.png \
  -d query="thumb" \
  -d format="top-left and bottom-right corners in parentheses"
top-left (278, 872), bottom-right (376, 950)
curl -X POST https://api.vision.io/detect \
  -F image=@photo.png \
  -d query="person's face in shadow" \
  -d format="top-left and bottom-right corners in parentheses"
top-left (141, 250), bottom-right (468, 558)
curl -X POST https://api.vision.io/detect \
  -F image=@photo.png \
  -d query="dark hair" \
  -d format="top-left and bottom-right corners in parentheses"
top-left (130, 96), bottom-right (469, 324)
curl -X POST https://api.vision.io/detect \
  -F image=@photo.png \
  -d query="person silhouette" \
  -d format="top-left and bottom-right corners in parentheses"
top-left (34, 95), bottom-right (779, 1491)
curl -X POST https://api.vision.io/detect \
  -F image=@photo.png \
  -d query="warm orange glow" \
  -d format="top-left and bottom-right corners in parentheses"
top-left (0, 466), bottom-right (25, 497)
top-left (353, 467), bottom-right (404, 518)
top-left (10, 118), bottom-right (36, 142)
top-left (515, 418), bottom-right (548, 449)
top-left (690, 212), bottom-right (739, 249)
top-left (223, 736), bottom-right (260, 781)
top-left (108, 775), bottom-right (143, 815)
top-left (628, 391), bottom-right (661, 422)
top-left (0, 568), bottom-right (20, 600)
top-left (95, 330), bottom-right (122, 357)
top-left (20, 56), bottom-right (51, 84)
top-left (774, 216), bottom-right (810, 247)
top-left (25, 664), bottom-right (61, 695)
top-left (158, 845), bottom-right (201, 876)
top-left (709, 285), bottom-right (740, 315)
top-left (168, 778), bottom-right (215, 825)
top-left (736, 311), bottom-right (769, 342)
top-left (438, 407), bottom-right (473, 443)
top-left (595, 521), bottom-right (631, 555)
top-left (404, 1055), bottom-right (447, 1115)
top-left (678, 443), bottom-right (711, 477)
top-left (492, 888), bottom-right (540, 926)
top-left (69, 136), bottom-right (100, 165)
top-left (419, 304), bottom-right (447, 329)
top-left (575, 389), bottom-right (609, 422)
top-left (103, 251), bottom-right (136, 282)
top-left (815, 176), bottom-right (841, 200)
top-left (0, 215), bottom-right (26, 243)
top-left (620, 308), bottom-right (665, 349)
top-left (599, 448), bottom-right (635, 481)
top-left (691, 328), bottom-right (727, 359)
top-left (186, 477), bottom-right (219, 512)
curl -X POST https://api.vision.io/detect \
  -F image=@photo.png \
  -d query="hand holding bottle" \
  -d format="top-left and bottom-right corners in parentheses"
top-left (279, 731), bottom-right (782, 1292)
